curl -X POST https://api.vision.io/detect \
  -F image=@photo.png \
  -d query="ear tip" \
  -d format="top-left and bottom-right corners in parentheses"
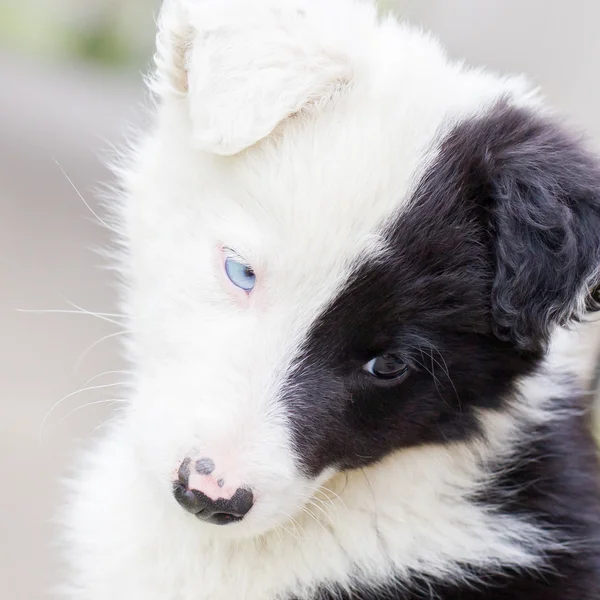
top-left (191, 117), bottom-right (277, 155)
top-left (193, 130), bottom-right (280, 156)
top-left (193, 138), bottom-right (248, 157)
top-left (189, 112), bottom-right (270, 156)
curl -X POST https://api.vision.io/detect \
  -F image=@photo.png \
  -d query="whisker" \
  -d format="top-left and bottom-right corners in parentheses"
top-left (298, 505), bottom-right (330, 535)
top-left (73, 370), bottom-right (134, 385)
top-left (295, 487), bottom-right (338, 517)
top-left (74, 330), bottom-right (131, 373)
top-left (39, 381), bottom-right (132, 443)
top-left (267, 522), bottom-right (284, 545)
top-left (429, 347), bottom-right (461, 412)
top-left (319, 484), bottom-right (347, 509)
top-left (309, 492), bottom-right (337, 513)
top-left (88, 414), bottom-right (125, 437)
top-left (278, 510), bottom-right (305, 542)
top-left (406, 341), bottom-right (462, 411)
top-left (405, 345), bottom-right (445, 403)
top-left (306, 498), bottom-right (337, 527)
top-left (73, 371), bottom-right (133, 406)
top-left (17, 308), bottom-right (125, 329)
top-left (16, 309), bottom-right (124, 319)
top-left (409, 335), bottom-right (448, 372)
top-left (53, 158), bottom-right (119, 234)
top-left (275, 516), bottom-right (303, 543)
top-left (66, 300), bottom-right (128, 328)
top-left (58, 398), bottom-right (130, 425)
top-left (292, 492), bottom-right (337, 519)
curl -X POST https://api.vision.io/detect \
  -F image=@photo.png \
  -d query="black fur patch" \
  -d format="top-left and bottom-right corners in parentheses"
top-left (444, 102), bottom-right (600, 351)
top-left (281, 103), bottom-right (600, 596)
top-left (283, 102), bottom-right (600, 477)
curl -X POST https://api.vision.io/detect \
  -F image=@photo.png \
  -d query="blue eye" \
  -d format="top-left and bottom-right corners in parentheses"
top-left (225, 257), bottom-right (256, 292)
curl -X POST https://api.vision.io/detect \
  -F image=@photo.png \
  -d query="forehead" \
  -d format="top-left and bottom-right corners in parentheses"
top-left (211, 65), bottom-right (514, 276)
top-left (129, 27), bottom-right (533, 337)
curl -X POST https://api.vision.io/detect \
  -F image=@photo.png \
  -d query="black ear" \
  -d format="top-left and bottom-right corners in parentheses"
top-left (478, 105), bottom-right (600, 351)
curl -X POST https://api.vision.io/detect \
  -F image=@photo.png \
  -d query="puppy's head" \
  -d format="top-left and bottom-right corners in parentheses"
top-left (119, 0), bottom-right (600, 536)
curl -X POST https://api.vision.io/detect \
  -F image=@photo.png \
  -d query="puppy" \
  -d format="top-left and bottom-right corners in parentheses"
top-left (62, 1), bottom-right (600, 598)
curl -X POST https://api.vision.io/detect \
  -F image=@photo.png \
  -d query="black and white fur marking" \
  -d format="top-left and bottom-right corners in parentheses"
top-left (62, 1), bottom-right (600, 599)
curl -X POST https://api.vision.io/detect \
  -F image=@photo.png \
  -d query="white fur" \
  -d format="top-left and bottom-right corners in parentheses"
top-left (62, 1), bottom-right (592, 598)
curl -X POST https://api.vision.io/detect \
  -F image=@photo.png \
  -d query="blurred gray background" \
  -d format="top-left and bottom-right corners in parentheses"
top-left (2, 1), bottom-right (600, 598)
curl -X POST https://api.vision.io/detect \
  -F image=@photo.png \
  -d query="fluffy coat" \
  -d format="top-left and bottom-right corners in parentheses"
top-left (62, 1), bottom-right (600, 598)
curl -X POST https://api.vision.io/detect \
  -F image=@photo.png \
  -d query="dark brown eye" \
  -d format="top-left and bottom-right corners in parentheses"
top-left (592, 286), bottom-right (600, 304)
top-left (364, 354), bottom-right (409, 380)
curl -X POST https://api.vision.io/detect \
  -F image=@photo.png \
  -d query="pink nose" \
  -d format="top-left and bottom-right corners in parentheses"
top-left (173, 457), bottom-right (253, 525)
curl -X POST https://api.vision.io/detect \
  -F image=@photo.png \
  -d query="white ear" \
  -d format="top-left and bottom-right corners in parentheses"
top-left (154, 0), bottom-right (355, 155)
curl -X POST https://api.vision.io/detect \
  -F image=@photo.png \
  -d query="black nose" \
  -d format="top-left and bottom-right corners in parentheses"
top-left (173, 483), bottom-right (254, 525)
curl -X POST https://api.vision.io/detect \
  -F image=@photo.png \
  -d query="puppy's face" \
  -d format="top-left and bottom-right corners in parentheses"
top-left (119, 0), bottom-right (600, 536)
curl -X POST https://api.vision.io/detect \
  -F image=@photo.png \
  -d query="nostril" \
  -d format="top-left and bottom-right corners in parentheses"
top-left (173, 482), bottom-right (210, 515)
top-left (177, 458), bottom-right (192, 486)
top-left (226, 487), bottom-right (254, 518)
top-left (210, 512), bottom-right (244, 525)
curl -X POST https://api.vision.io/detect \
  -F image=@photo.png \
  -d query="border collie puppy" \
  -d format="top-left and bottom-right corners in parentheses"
top-left (62, 1), bottom-right (600, 598)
